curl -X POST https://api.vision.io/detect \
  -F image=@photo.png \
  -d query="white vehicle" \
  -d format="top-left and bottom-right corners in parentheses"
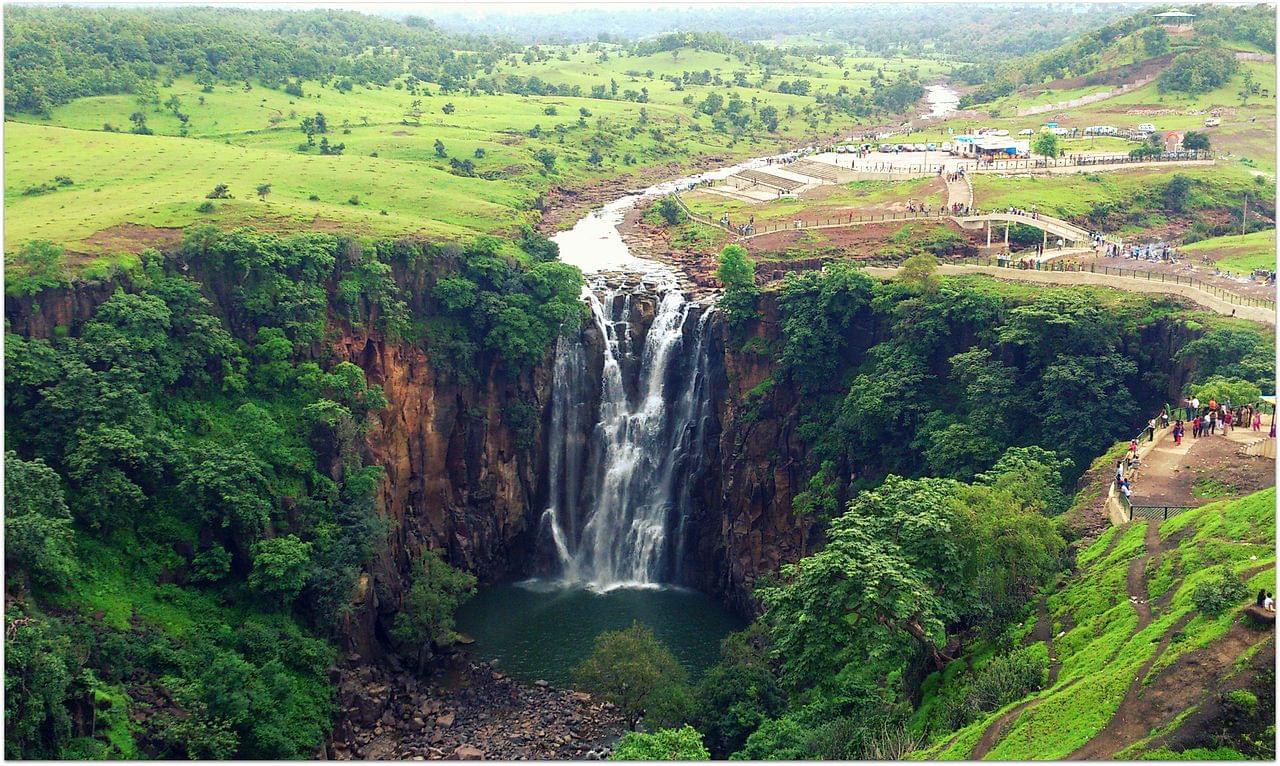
top-left (1204, 117), bottom-right (1221, 127)
top-left (1137, 122), bottom-right (1156, 132)
top-left (1018, 128), bottom-right (1035, 136)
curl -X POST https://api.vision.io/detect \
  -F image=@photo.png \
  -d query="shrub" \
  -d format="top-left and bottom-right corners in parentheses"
top-left (1191, 566), bottom-right (1248, 616)
top-left (197, 201), bottom-right (215, 213)
top-left (390, 550), bottom-right (476, 671)
top-left (655, 196), bottom-right (687, 226)
top-left (610, 725), bottom-right (709, 760)
top-left (945, 647), bottom-right (1047, 729)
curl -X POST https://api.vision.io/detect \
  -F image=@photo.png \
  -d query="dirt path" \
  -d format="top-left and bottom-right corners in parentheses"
top-left (969, 596), bottom-right (1064, 759)
top-left (1132, 427), bottom-right (1275, 507)
top-left (1125, 521), bottom-right (1161, 630)
top-left (1067, 615), bottom-right (1274, 760)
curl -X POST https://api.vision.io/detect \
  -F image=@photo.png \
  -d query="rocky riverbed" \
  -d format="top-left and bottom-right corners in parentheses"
top-left (329, 654), bottom-right (627, 760)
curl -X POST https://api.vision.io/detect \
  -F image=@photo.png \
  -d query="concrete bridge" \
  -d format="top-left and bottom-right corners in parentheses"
top-left (955, 211), bottom-right (1105, 248)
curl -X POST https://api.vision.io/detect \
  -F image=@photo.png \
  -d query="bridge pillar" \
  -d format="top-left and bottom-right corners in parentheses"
top-left (1004, 222), bottom-right (1010, 246)
top-left (1043, 229), bottom-right (1048, 248)
top-left (986, 221), bottom-right (992, 248)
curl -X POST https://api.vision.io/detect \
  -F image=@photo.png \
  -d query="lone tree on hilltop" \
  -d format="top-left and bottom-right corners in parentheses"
top-left (256, 184), bottom-right (271, 201)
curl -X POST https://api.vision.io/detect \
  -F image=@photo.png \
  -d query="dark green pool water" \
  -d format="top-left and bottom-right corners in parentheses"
top-left (454, 581), bottom-right (745, 686)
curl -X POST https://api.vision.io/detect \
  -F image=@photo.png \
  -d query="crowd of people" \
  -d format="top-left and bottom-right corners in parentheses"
top-left (1175, 396), bottom-right (1270, 440)
top-left (1116, 396), bottom-right (1272, 503)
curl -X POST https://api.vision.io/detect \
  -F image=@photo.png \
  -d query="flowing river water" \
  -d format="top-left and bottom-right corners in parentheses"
top-left (455, 86), bottom-right (960, 683)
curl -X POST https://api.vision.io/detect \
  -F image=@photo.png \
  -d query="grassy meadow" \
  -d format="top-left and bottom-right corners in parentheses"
top-left (4, 43), bottom-right (952, 269)
top-left (1181, 229), bottom-right (1278, 273)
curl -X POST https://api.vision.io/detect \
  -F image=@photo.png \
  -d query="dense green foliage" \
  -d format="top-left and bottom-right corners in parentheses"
top-left (3, 223), bottom-right (576, 758)
top-left (4, 251), bottom-right (374, 756)
top-left (391, 550), bottom-right (478, 671)
top-left (572, 622), bottom-right (693, 730)
top-left (715, 244), bottom-right (760, 330)
top-left (609, 725), bottom-right (711, 761)
top-left (765, 271), bottom-right (1273, 506)
top-left (1158, 47), bottom-right (1240, 96)
top-left (4, 6), bottom-right (512, 114)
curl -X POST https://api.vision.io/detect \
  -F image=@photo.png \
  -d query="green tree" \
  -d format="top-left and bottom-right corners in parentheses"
top-left (1191, 376), bottom-right (1263, 407)
top-left (4, 608), bottom-right (76, 759)
top-left (758, 104), bottom-right (780, 132)
top-left (716, 244), bottom-right (759, 328)
top-left (4, 453), bottom-right (76, 589)
top-left (533, 147), bottom-right (557, 172)
top-left (655, 196), bottom-right (687, 225)
top-left (899, 253), bottom-right (940, 292)
top-left (692, 628), bottom-right (783, 758)
top-left (433, 138), bottom-right (447, 158)
top-left (9, 240), bottom-right (67, 295)
top-left (1182, 130), bottom-right (1210, 151)
top-left (1163, 174), bottom-right (1193, 213)
top-left (1142, 26), bottom-right (1169, 56)
top-left (1031, 131), bottom-right (1059, 159)
top-left (390, 550), bottom-right (477, 672)
top-left (248, 535), bottom-right (313, 606)
top-left (1158, 48), bottom-right (1239, 95)
top-left (255, 183), bottom-right (271, 201)
top-left (572, 621), bottom-right (692, 730)
top-left (610, 725), bottom-right (710, 760)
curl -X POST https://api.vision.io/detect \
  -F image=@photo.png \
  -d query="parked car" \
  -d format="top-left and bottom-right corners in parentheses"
top-left (1204, 117), bottom-right (1221, 127)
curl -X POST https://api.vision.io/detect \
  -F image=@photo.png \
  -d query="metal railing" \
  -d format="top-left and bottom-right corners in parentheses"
top-left (1128, 502), bottom-right (1193, 522)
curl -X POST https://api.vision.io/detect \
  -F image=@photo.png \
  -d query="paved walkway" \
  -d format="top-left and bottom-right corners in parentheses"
top-left (862, 263), bottom-right (1276, 325)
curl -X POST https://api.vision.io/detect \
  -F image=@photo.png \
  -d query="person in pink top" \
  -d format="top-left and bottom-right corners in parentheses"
top-left (1254, 411), bottom-right (1263, 431)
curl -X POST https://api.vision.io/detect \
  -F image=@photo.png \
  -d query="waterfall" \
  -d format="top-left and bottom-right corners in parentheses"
top-left (540, 276), bottom-right (715, 589)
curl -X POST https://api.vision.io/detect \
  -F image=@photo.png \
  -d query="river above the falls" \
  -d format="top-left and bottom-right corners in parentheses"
top-left (455, 581), bottom-right (746, 685)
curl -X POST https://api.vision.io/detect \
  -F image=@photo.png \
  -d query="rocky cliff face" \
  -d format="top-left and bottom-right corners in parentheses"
top-left (678, 298), bottom-right (817, 615)
top-left (331, 328), bottom-right (555, 658)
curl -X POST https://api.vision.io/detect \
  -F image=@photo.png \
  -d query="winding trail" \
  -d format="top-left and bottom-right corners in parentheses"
top-left (968, 597), bottom-right (1064, 759)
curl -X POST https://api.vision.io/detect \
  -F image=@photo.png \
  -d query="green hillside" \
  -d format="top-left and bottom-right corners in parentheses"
top-left (914, 488), bottom-right (1276, 760)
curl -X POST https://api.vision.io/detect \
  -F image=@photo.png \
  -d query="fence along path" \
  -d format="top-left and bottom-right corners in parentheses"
top-left (867, 261), bottom-right (1275, 324)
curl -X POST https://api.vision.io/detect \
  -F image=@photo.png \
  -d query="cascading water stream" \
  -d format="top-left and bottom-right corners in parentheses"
top-left (540, 275), bottom-right (714, 589)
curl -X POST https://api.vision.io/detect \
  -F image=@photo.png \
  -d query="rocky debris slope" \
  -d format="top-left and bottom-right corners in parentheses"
top-left (330, 656), bottom-right (626, 760)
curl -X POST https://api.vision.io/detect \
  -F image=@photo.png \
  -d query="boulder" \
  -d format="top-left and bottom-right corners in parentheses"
top-left (452, 744), bottom-right (485, 760)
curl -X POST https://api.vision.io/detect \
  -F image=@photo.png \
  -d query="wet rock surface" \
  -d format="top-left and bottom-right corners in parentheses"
top-left (330, 657), bottom-right (626, 760)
